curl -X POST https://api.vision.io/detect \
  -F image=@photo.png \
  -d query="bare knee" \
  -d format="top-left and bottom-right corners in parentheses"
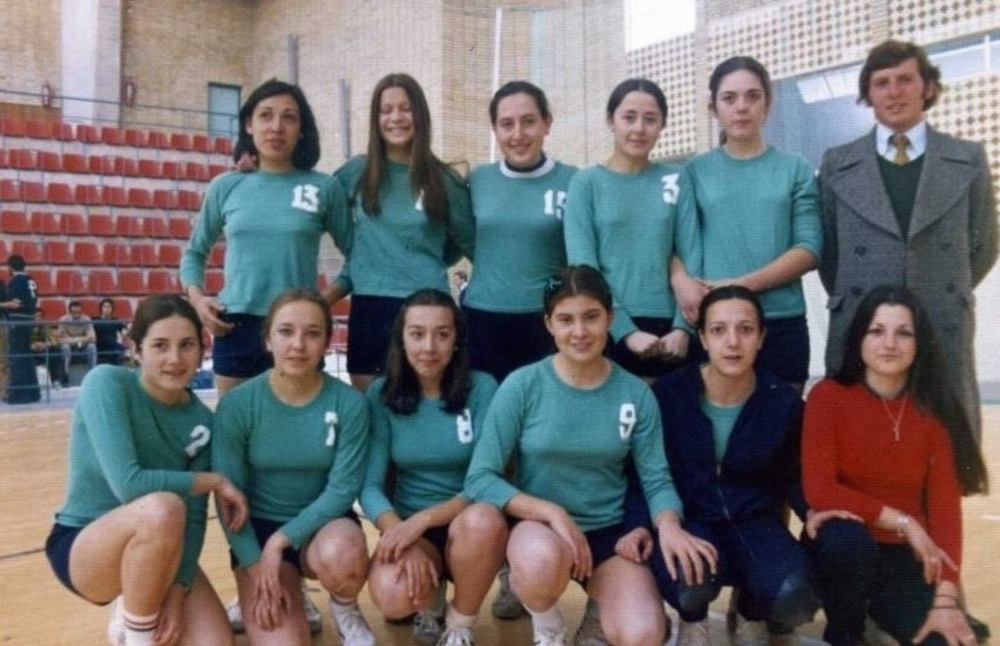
top-left (132, 492), bottom-right (186, 541)
top-left (308, 522), bottom-right (369, 596)
top-left (367, 564), bottom-right (416, 619)
top-left (450, 504), bottom-right (507, 555)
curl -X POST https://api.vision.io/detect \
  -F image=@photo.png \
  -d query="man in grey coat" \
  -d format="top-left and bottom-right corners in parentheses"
top-left (819, 39), bottom-right (998, 438)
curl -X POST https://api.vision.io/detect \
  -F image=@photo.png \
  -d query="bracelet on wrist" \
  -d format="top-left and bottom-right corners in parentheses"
top-left (896, 513), bottom-right (911, 537)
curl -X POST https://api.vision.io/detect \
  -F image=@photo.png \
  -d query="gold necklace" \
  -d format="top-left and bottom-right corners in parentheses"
top-left (881, 396), bottom-right (906, 442)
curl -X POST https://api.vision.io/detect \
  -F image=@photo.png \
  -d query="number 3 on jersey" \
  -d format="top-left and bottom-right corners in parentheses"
top-left (292, 184), bottom-right (320, 213)
top-left (619, 403), bottom-right (636, 440)
top-left (456, 408), bottom-right (473, 444)
top-left (661, 174), bottom-right (679, 204)
top-left (543, 189), bottom-right (567, 220)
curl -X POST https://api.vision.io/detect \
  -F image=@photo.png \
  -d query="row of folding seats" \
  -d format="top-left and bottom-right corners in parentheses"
top-left (0, 149), bottom-right (227, 182)
top-left (6, 238), bottom-right (219, 268)
top-left (0, 117), bottom-right (233, 156)
top-left (24, 267), bottom-right (183, 297)
top-left (34, 296), bottom-right (135, 321)
top-left (0, 179), bottom-right (203, 210)
top-left (1, 210), bottom-right (194, 240)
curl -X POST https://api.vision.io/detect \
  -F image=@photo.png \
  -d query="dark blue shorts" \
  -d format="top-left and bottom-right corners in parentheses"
top-left (212, 313), bottom-right (273, 379)
top-left (45, 522), bottom-right (112, 604)
top-left (230, 513), bottom-right (360, 573)
top-left (611, 317), bottom-right (689, 379)
top-left (346, 295), bottom-right (405, 375)
top-left (464, 307), bottom-right (552, 383)
top-left (689, 314), bottom-right (809, 385)
top-left (510, 519), bottom-right (628, 585)
top-left (422, 524), bottom-right (453, 581)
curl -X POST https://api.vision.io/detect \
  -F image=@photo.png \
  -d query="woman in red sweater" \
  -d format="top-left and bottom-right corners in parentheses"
top-left (802, 285), bottom-right (987, 646)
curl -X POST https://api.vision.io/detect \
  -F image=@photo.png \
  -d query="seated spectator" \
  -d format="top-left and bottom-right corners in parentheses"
top-left (59, 300), bottom-right (97, 383)
top-left (94, 299), bottom-right (128, 366)
top-left (31, 311), bottom-right (66, 388)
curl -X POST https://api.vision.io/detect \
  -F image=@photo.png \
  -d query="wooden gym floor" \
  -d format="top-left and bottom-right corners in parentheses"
top-left (1, 394), bottom-right (997, 645)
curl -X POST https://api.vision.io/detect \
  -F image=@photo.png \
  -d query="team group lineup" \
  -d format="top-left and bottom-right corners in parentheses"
top-left (40, 35), bottom-right (997, 646)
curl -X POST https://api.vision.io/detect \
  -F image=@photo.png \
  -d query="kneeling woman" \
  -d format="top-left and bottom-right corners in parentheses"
top-left (213, 289), bottom-right (375, 646)
top-left (623, 286), bottom-right (820, 645)
top-left (361, 289), bottom-right (504, 646)
top-left (45, 294), bottom-right (248, 646)
top-left (803, 286), bottom-right (988, 646)
top-left (464, 265), bottom-right (714, 646)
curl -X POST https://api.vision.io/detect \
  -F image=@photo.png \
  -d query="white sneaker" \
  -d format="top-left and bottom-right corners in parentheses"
top-left (533, 625), bottom-right (567, 646)
top-left (492, 563), bottom-right (527, 619)
top-left (225, 597), bottom-right (244, 633)
top-left (107, 598), bottom-right (125, 646)
top-left (437, 624), bottom-right (476, 645)
top-left (574, 599), bottom-right (609, 646)
top-left (678, 619), bottom-right (711, 646)
top-left (302, 588), bottom-right (323, 634)
top-left (329, 599), bottom-right (376, 646)
top-left (413, 609), bottom-right (445, 645)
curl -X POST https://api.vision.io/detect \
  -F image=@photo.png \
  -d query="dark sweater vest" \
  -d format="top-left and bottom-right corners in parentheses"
top-left (877, 154), bottom-right (924, 239)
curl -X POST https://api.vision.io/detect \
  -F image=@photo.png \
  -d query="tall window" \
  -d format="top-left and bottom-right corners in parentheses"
top-left (208, 83), bottom-right (241, 139)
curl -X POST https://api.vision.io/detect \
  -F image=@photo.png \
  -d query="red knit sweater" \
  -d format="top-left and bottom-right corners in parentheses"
top-left (803, 379), bottom-right (962, 583)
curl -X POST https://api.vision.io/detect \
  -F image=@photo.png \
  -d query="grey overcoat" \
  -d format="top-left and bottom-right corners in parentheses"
top-left (818, 126), bottom-right (998, 435)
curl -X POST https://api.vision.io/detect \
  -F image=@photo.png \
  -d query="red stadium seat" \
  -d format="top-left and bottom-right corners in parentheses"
top-left (119, 269), bottom-right (146, 295)
top-left (63, 153), bottom-right (88, 174)
top-left (106, 186), bottom-right (129, 208)
top-left (168, 216), bottom-right (192, 239)
top-left (112, 298), bottom-right (133, 319)
top-left (30, 211), bottom-right (61, 235)
top-left (331, 297), bottom-right (352, 318)
top-left (32, 269), bottom-right (54, 295)
top-left (0, 149), bottom-right (7, 169)
top-left (73, 241), bottom-right (102, 265)
top-left (130, 243), bottom-right (157, 267)
top-left (208, 163), bottom-right (227, 179)
top-left (204, 270), bottom-right (224, 295)
top-left (169, 133), bottom-right (193, 151)
top-left (212, 137), bottom-right (234, 156)
top-left (87, 213), bottom-right (115, 237)
top-left (75, 184), bottom-right (105, 206)
top-left (12, 241), bottom-right (44, 264)
top-left (0, 180), bottom-right (22, 202)
top-left (51, 122), bottom-right (75, 141)
top-left (147, 269), bottom-right (179, 293)
top-left (23, 182), bottom-right (46, 203)
top-left (127, 188), bottom-right (153, 209)
top-left (103, 241), bottom-right (132, 266)
top-left (124, 128), bottom-right (148, 148)
top-left (55, 269), bottom-right (86, 295)
top-left (143, 215), bottom-right (169, 239)
top-left (38, 298), bottom-right (67, 320)
top-left (60, 211), bottom-right (88, 236)
top-left (1, 117), bottom-right (26, 137)
top-left (177, 190), bottom-right (202, 211)
top-left (153, 189), bottom-right (177, 210)
top-left (138, 159), bottom-right (160, 179)
top-left (87, 269), bottom-right (119, 295)
top-left (88, 155), bottom-right (113, 175)
top-left (147, 130), bottom-right (169, 149)
top-left (25, 119), bottom-right (52, 140)
top-left (75, 124), bottom-right (101, 144)
top-left (119, 157), bottom-right (140, 177)
top-left (100, 126), bottom-right (125, 146)
top-left (9, 149), bottom-right (38, 171)
top-left (157, 243), bottom-right (182, 266)
top-left (79, 298), bottom-right (101, 318)
top-left (115, 215), bottom-right (144, 239)
top-left (47, 182), bottom-right (75, 205)
top-left (193, 134), bottom-right (212, 153)
top-left (161, 161), bottom-right (183, 180)
top-left (208, 245), bottom-right (225, 267)
top-left (44, 241), bottom-right (73, 265)
top-left (185, 162), bottom-right (209, 182)
top-left (38, 151), bottom-right (62, 172)
top-left (1, 210), bottom-right (30, 234)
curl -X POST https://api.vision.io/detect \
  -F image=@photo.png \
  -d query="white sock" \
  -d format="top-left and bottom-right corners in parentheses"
top-left (328, 596), bottom-right (359, 617)
top-left (526, 604), bottom-right (564, 632)
top-left (123, 625), bottom-right (156, 646)
top-left (445, 602), bottom-right (476, 629)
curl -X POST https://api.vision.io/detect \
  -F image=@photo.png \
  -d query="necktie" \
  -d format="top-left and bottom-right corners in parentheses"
top-left (891, 133), bottom-right (910, 165)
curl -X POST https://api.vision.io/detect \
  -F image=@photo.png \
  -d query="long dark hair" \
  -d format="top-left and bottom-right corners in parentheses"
top-left (359, 73), bottom-right (456, 225)
top-left (836, 285), bottom-right (987, 495)
top-left (381, 289), bottom-right (471, 415)
top-left (605, 78), bottom-right (668, 123)
top-left (128, 294), bottom-right (204, 353)
top-left (236, 79), bottom-right (321, 170)
top-left (709, 56), bottom-right (772, 146)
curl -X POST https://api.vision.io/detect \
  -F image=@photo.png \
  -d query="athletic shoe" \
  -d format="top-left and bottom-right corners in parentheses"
top-left (728, 592), bottom-right (767, 646)
top-left (106, 598), bottom-right (125, 646)
top-left (225, 597), bottom-right (244, 633)
top-left (413, 610), bottom-right (445, 645)
top-left (302, 589), bottom-right (323, 634)
top-left (533, 625), bottom-right (568, 646)
top-left (678, 619), bottom-right (711, 646)
top-left (573, 599), bottom-right (609, 646)
top-left (492, 563), bottom-right (527, 619)
top-left (329, 599), bottom-right (376, 646)
top-left (437, 624), bottom-right (476, 646)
